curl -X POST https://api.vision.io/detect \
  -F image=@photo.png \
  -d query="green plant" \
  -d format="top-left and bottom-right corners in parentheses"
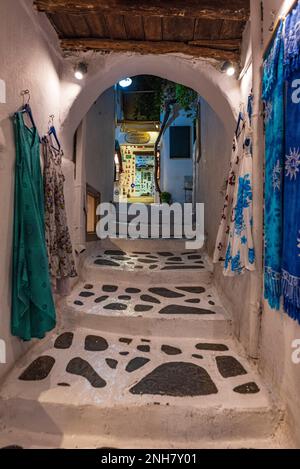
top-left (161, 192), bottom-right (172, 204)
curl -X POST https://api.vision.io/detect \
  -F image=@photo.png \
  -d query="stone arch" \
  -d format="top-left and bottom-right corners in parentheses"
top-left (60, 53), bottom-right (240, 145)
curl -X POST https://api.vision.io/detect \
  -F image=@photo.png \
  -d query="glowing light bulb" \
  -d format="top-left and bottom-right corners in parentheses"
top-left (119, 78), bottom-right (133, 88)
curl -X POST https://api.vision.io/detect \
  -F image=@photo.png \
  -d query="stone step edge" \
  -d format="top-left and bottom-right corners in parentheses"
top-left (0, 397), bottom-right (282, 441)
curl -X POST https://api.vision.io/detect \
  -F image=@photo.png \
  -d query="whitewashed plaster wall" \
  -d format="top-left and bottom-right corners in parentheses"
top-left (259, 0), bottom-right (300, 447)
top-left (198, 100), bottom-right (231, 257)
top-left (0, 0), bottom-right (64, 379)
top-left (84, 88), bottom-right (115, 203)
top-left (160, 110), bottom-right (194, 204)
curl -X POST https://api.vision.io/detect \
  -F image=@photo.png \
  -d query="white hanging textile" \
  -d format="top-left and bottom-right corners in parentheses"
top-left (213, 110), bottom-right (256, 276)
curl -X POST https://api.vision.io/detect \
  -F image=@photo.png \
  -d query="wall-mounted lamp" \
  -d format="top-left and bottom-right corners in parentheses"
top-left (74, 62), bottom-right (88, 80)
top-left (221, 61), bottom-right (236, 77)
top-left (119, 78), bottom-right (133, 88)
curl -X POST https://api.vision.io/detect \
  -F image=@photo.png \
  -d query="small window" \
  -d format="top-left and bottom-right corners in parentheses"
top-left (86, 184), bottom-right (100, 241)
top-left (170, 126), bottom-right (191, 159)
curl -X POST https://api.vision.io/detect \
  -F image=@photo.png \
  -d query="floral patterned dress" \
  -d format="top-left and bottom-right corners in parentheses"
top-left (214, 114), bottom-right (256, 276)
top-left (43, 137), bottom-right (77, 292)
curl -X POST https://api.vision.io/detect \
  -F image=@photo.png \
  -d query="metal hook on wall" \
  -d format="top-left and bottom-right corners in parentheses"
top-left (48, 114), bottom-right (55, 129)
top-left (21, 89), bottom-right (30, 107)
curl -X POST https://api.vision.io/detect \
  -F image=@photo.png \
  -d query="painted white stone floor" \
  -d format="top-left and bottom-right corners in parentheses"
top-left (0, 328), bottom-right (282, 446)
top-left (0, 246), bottom-right (290, 448)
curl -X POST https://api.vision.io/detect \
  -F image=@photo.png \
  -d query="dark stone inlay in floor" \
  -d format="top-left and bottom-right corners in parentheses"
top-left (120, 351), bottom-right (130, 356)
top-left (57, 382), bottom-right (71, 387)
top-left (209, 301), bottom-right (216, 306)
top-left (149, 288), bottom-right (184, 299)
top-left (158, 252), bottom-right (173, 257)
top-left (162, 266), bottom-right (204, 271)
top-left (66, 357), bottom-right (106, 388)
top-left (135, 305), bottom-right (154, 312)
top-left (233, 382), bottom-right (260, 394)
top-left (85, 335), bottom-right (109, 352)
top-left (135, 266), bottom-right (143, 269)
top-left (130, 362), bottom-right (218, 397)
top-left (119, 338), bottom-right (133, 345)
top-left (150, 265), bottom-right (158, 270)
top-left (167, 257), bottom-right (182, 262)
top-left (133, 252), bottom-right (150, 255)
top-left (192, 354), bottom-right (204, 360)
top-left (1, 446), bottom-right (23, 450)
top-left (176, 286), bottom-right (206, 294)
top-left (126, 288), bottom-right (141, 294)
top-left (54, 332), bottom-right (74, 350)
top-left (74, 300), bottom-right (83, 306)
top-left (112, 256), bottom-right (131, 261)
top-left (106, 358), bottom-right (118, 370)
top-left (216, 356), bottom-right (248, 378)
top-left (146, 255), bottom-right (158, 259)
top-left (137, 345), bottom-right (150, 353)
top-left (160, 305), bottom-right (215, 315)
top-left (188, 255), bottom-right (202, 260)
top-left (161, 345), bottom-right (182, 356)
top-left (79, 291), bottom-right (95, 298)
top-left (95, 296), bottom-right (109, 303)
top-left (104, 250), bottom-right (126, 256)
top-left (141, 294), bottom-right (161, 304)
top-left (141, 339), bottom-right (151, 343)
top-left (103, 285), bottom-right (118, 292)
top-left (118, 295), bottom-right (131, 301)
top-left (95, 259), bottom-right (120, 267)
top-left (104, 303), bottom-right (128, 311)
top-left (19, 356), bottom-right (55, 381)
top-left (196, 344), bottom-right (229, 352)
top-left (126, 357), bottom-right (150, 373)
top-left (84, 284), bottom-right (94, 290)
top-left (186, 299), bottom-right (201, 304)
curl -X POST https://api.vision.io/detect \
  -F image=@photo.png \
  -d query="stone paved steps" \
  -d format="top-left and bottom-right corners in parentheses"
top-left (63, 281), bottom-right (231, 339)
top-left (0, 328), bottom-right (281, 446)
top-left (82, 248), bottom-right (212, 285)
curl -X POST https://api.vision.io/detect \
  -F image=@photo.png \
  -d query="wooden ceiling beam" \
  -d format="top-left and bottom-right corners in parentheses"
top-left (61, 38), bottom-right (240, 62)
top-left (189, 39), bottom-right (241, 51)
top-left (34, 0), bottom-right (250, 22)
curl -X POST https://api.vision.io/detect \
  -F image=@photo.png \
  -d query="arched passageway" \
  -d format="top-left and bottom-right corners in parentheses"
top-left (60, 53), bottom-right (241, 147)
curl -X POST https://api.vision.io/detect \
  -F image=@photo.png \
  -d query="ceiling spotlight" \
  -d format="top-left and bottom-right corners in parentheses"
top-left (221, 61), bottom-right (236, 77)
top-left (119, 78), bottom-right (133, 88)
top-left (74, 62), bottom-right (88, 80)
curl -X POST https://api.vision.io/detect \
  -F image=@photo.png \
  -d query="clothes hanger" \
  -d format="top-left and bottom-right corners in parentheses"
top-left (48, 115), bottom-right (61, 151)
top-left (20, 90), bottom-right (36, 129)
top-left (235, 104), bottom-right (244, 138)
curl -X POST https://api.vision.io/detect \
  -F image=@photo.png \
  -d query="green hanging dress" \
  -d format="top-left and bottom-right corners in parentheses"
top-left (11, 112), bottom-right (56, 341)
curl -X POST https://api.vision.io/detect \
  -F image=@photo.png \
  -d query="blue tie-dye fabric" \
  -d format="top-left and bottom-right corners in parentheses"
top-left (282, 4), bottom-right (300, 323)
top-left (262, 22), bottom-right (285, 310)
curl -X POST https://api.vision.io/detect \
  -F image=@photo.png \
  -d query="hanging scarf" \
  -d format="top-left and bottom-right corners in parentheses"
top-left (213, 136), bottom-right (240, 263)
top-left (282, 3), bottom-right (300, 323)
top-left (223, 113), bottom-right (256, 276)
top-left (283, 2), bottom-right (300, 78)
top-left (262, 22), bottom-right (285, 310)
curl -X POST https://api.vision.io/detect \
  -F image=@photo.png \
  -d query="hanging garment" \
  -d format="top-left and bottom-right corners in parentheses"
top-left (12, 112), bottom-right (56, 341)
top-left (282, 6), bottom-right (300, 323)
top-left (262, 22), bottom-right (285, 310)
top-left (213, 136), bottom-right (240, 263)
top-left (223, 113), bottom-right (256, 276)
top-left (42, 137), bottom-right (77, 295)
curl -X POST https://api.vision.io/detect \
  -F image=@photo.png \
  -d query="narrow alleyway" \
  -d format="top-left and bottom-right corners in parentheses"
top-left (0, 240), bottom-right (286, 448)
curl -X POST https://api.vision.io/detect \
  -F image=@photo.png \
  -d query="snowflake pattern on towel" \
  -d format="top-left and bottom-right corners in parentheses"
top-left (285, 147), bottom-right (300, 181)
